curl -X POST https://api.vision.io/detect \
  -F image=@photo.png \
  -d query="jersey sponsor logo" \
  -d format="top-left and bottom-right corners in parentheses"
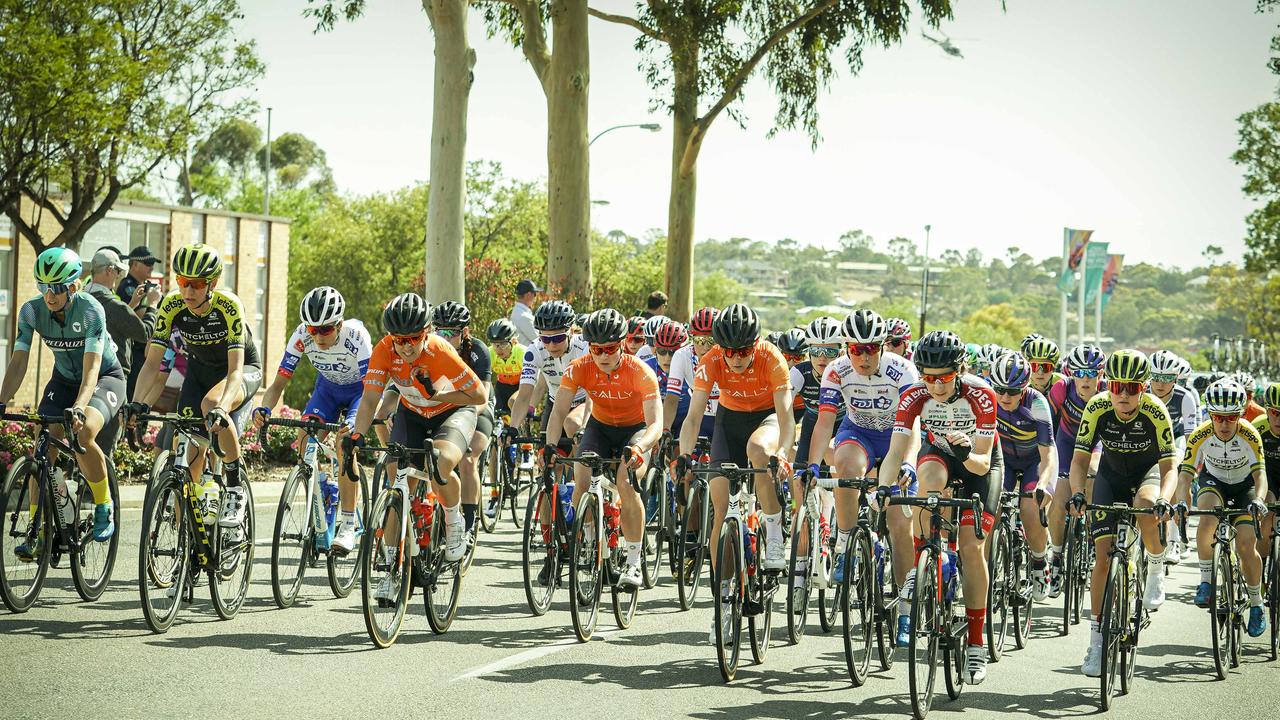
top-left (294, 338), bottom-right (305, 352)
top-left (42, 338), bottom-right (87, 350)
top-left (344, 338), bottom-right (359, 354)
top-left (885, 364), bottom-right (902, 383)
top-left (71, 321), bottom-right (82, 332)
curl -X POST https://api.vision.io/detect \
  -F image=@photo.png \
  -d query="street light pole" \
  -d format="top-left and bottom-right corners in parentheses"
top-left (589, 122), bottom-right (661, 147)
top-left (264, 107), bottom-right (272, 216)
top-left (919, 224), bottom-right (931, 336)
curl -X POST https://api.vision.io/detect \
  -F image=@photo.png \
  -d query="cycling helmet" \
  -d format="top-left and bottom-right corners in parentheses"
top-left (886, 317), bottom-right (912, 342)
top-left (1228, 371), bottom-right (1256, 397)
top-left (765, 330), bottom-right (783, 347)
top-left (383, 293), bottom-right (430, 336)
top-left (1204, 380), bottom-right (1248, 415)
top-left (712, 303), bottom-right (760, 350)
top-left (34, 247), bottom-right (82, 284)
top-left (534, 300), bottom-right (576, 331)
top-left (644, 314), bottom-right (670, 341)
top-left (1263, 382), bottom-right (1280, 410)
top-left (581, 308), bottom-right (628, 344)
top-left (842, 309), bottom-right (888, 344)
top-left (1105, 349), bottom-right (1150, 384)
top-left (777, 328), bottom-right (808, 355)
top-left (654, 322), bottom-right (688, 350)
top-left (485, 318), bottom-right (516, 343)
top-left (965, 343), bottom-right (981, 365)
top-left (991, 353), bottom-right (1032, 390)
top-left (1175, 356), bottom-right (1193, 377)
top-left (1022, 337), bottom-right (1061, 365)
top-left (431, 300), bottom-right (471, 328)
top-left (1148, 350), bottom-right (1183, 379)
top-left (300, 286), bottom-right (345, 326)
top-left (573, 312), bottom-right (589, 330)
top-left (690, 307), bottom-right (718, 336)
top-left (805, 316), bottom-right (843, 346)
top-left (914, 330), bottom-right (966, 370)
top-left (1019, 333), bottom-right (1044, 355)
top-left (626, 316), bottom-right (646, 339)
top-left (172, 244), bottom-right (223, 279)
top-left (1065, 344), bottom-right (1106, 372)
top-left (972, 343), bottom-right (1007, 371)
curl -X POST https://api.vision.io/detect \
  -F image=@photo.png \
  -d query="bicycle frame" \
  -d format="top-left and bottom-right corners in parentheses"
top-left (143, 413), bottom-right (228, 568)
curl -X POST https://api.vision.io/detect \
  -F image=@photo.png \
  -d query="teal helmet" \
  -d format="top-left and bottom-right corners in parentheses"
top-left (34, 247), bottom-right (82, 285)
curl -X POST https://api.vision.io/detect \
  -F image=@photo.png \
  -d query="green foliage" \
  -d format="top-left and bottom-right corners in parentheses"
top-left (694, 271), bottom-right (745, 309)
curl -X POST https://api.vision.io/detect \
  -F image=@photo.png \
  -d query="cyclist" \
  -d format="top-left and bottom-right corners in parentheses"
top-left (649, 320), bottom-right (688, 432)
top-left (678, 303), bottom-right (795, 641)
top-left (877, 329), bottom-right (1001, 685)
top-left (0, 248), bottom-right (125, 550)
top-left (544, 309), bottom-right (663, 589)
top-left (991, 353), bottom-right (1057, 600)
top-left (970, 343), bottom-right (1005, 382)
top-left (1184, 380), bottom-right (1268, 636)
top-left (253, 286), bottom-right (371, 554)
top-left (807, 309), bottom-right (920, 646)
top-left (1149, 350), bottom-right (1199, 558)
top-left (1022, 336), bottom-right (1064, 399)
top-left (792, 316), bottom-right (844, 469)
top-left (1230, 372), bottom-right (1266, 422)
top-left (1070, 350), bottom-right (1177, 677)
top-left (777, 327), bottom-right (809, 424)
top-left (486, 319), bottom-right (524, 417)
top-left (624, 316), bottom-right (647, 356)
top-left (665, 306), bottom-right (719, 441)
top-left (885, 317), bottom-right (912, 360)
top-left (508, 300), bottom-right (589, 447)
top-left (641, 314), bottom-right (668, 362)
top-left (343, 293), bottom-right (487, 585)
top-left (431, 301), bottom-right (492, 542)
top-left (1254, 383), bottom-right (1280, 562)
top-left (1046, 344), bottom-right (1105, 598)
top-left (131, 245), bottom-right (263, 532)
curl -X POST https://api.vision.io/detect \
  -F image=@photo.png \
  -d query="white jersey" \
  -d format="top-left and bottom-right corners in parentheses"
top-left (637, 345), bottom-right (655, 363)
top-left (817, 352), bottom-right (919, 431)
top-left (666, 345), bottom-right (719, 416)
top-left (278, 319), bottom-right (372, 387)
top-left (519, 335), bottom-right (589, 402)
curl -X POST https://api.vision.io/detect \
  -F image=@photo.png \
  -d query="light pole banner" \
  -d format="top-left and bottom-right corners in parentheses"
top-left (1100, 254), bottom-right (1125, 311)
top-left (1057, 228), bottom-right (1093, 293)
top-left (1083, 241), bottom-right (1110, 305)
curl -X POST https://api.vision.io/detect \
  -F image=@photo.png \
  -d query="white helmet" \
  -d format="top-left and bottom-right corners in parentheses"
top-left (1148, 350), bottom-right (1183, 379)
top-left (842, 309), bottom-right (888, 344)
top-left (300, 286), bottom-right (345, 326)
top-left (805, 316), bottom-right (843, 345)
top-left (1204, 380), bottom-right (1248, 415)
top-left (643, 314), bottom-right (669, 342)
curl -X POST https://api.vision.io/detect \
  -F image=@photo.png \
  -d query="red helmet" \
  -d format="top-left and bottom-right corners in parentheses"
top-left (626, 316), bottom-right (646, 340)
top-left (690, 306), bottom-right (718, 336)
top-left (654, 322), bottom-right (688, 350)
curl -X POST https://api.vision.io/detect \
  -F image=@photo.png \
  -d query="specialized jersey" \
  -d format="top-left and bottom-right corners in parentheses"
top-left (693, 342), bottom-right (790, 413)
top-left (1157, 385), bottom-right (1200, 440)
top-left (278, 319), bottom-right (372, 387)
top-left (667, 345), bottom-right (717, 416)
top-left (1251, 415), bottom-right (1280, 487)
top-left (519, 335), bottom-right (588, 402)
top-left (490, 343), bottom-right (525, 385)
top-left (363, 335), bottom-right (480, 419)
top-left (151, 289), bottom-right (261, 369)
top-left (15, 292), bottom-right (120, 381)
top-left (561, 354), bottom-right (660, 427)
top-left (1180, 420), bottom-right (1264, 485)
top-left (893, 374), bottom-right (998, 458)
top-left (818, 353), bottom-right (916, 431)
top-left (1075, 392), bottom-right (1176, 479)
top-left (997, 388), bottom-right (1055, 463)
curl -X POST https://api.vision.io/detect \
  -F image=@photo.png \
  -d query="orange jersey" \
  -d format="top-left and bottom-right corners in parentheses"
top-left (692, 342), bottom-right (790, 413)
top-left (364, 334), bottom-right (480, 419)
top-left (1245, 401), bottom-right (1265, 423)
top-left (560, 353), bottom-right (660, 427)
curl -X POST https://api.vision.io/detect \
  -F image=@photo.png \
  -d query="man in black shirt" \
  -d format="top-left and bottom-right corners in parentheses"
top-left (117, 245), bottom-right (161, 397)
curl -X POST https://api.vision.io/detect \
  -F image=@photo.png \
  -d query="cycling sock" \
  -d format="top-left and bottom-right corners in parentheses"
top-left (627, 542), bottom-right (641, 566)
top-left (339, 510), bottom-right (356, 525)
top-left (445, 503), bottom-right (463, 527)
top-left (1030, 547), bottom-right (1047, 569)
top-left (763, 511), bottom-right (783, 542)
top-left (88, 478), bottom-right (109, 505)
top-left (224, 459), bottom-right (242, 487)
top-left (835, 529), bottom-right (851, 553)
top-left (1199, 561), bottom-right (1212, 584)
top-left (965, 607), bottom-right (985, 646)
top-left (462, 503), bottom-right (477, 532)
top-left (1090, 617), bottom-right (1102, 648)
top-left (1249, 584), bottom-right (1263, 607)
top-left (1049, 544), bottom-right (1062, 565)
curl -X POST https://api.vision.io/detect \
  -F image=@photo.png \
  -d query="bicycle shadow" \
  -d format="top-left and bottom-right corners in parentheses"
top-left (142, 628), bottom-right (374, 656)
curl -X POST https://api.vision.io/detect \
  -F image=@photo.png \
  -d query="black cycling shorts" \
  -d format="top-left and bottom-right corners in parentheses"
top-left (475, 405), bottom-right (495, 440)
top-left (918, 437), bottom-right (1002, 533)
top-left (579, 417), bottom-right (647, 462)
top-left (178, 361), bottom-right (262, 420)
top-left (493, 382), bottom-right (518, 418)
top-left (1090, 463), bottom-right (1162, 541)
top-left (711, 408), bottom-right (777, 468)
top-left (38, 369), bottom-right (126, 453)
top-left (1196, 471), bottom-right (1257, 525)
top-left (390, 404), bottom-right (477, 468)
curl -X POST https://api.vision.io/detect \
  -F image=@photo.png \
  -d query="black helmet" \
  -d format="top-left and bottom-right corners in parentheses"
top-left (534, 300), bottom-right (575, 331)
top-left (712, 303), bottom-right (760, 350)
top-left (431, 300), bottom-right (471, 328)
top-left (486, 318), bottom-right (516, 343)
top-left (581, 308), bottom-right (627, 344)
top-left (913, 330), bottom-right (966, 370)
top-left (383, 293), bottom-right (429, 336)
top-left (777, 327), bottom-right (808, 355)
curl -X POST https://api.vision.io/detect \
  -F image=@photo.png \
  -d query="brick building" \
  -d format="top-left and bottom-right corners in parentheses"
top-left (1, 195), bottom-right (290, 408)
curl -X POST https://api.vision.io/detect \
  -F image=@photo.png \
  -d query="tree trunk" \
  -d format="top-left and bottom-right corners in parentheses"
top-left (665, 49), bottom-right (698, 322)
top-left (545, 0), bottom-right (591, 303)
top-left (422, 0), bottom-right (474, 303)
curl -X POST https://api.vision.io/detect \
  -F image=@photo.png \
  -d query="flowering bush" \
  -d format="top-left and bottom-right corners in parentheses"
top-left (242, 404), bottom-right (306, 467)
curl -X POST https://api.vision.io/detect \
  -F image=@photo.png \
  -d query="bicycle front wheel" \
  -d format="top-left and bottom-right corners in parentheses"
top-left (0, 459), bottom-right (51, 613)
top-left (569, 495), bottom-right (602, 642)
top-left (1011, 537), bottom-right (1035, 650)
top-left (424, 502), bottom-right (463, 634)
top-left (210, 481), bottom-right (255, 620)
top-left (521, 485), bottom-right (557, 615)
top-left (70, 466), bottom-right (121, 602)
top-left (270, 466), bottom-right (312, 609)
top-left (361, 488), bottom-right (412, 648)
top-left (713, 519), bottom-right (744, 682)
top-left (785, 504), bottom-right (811, 645)
top-left (986, 522), bottom-right (1011, 661)
top-left (908, 549), bottom-right (940, 720)
top-left (874, 531), bottom-right (898, 671)
top-left (479, 445), bottom-right (502, 534)
top-left (748, 531), bottom-right (777, 664)
top-left (1099, 553), bottom-right (1128, 710)
top-left (1210, 541), bottom-right (1231, 680)
top-left (677, 481), bottom-right (709, 611)
top-left (641, 465), bottom-right (665, 590)
top-left (327, 467), bottom-right (371, 598)
top-left (1269, 533), bottom-right (1280, 662)
top-left (138, 473), bottom-right (190, 633)
top-left (842, 528), bottom-right (874, 686)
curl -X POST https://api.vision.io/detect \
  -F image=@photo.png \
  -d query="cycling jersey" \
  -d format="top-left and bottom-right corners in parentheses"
top-left (692, 342), bottom-right (790, 413)
top-left (790, 360), bottom-right (846, 422)
top-left (519, 335), bottom-right (588, 402)
top-left (490, 342), bottom-right (525, 385)
top-left (667, 345), bottom-right (717, 416)
top-left (893, 374), bottom-right (998, 458)
top-left (1180, 419), bottom-right (1264, 484)
top-left (1251, 415), bottom-right (1280, 496)
top-left (363, 335), bottom-right (480, 419)
top-left (151, 289), bottom-right (261, 369)
top-left (278, 319), bottom-right (372, 388)
top-left (1244, 401), bottom-right (1265, 423)
top-left (1049, 377), bottom-right (1100, 474)
top-left (1156, 385), bottom-right (1200, 441)
top-left (15, 292), bottom-right (121, 381)
top-left (818, 353), bottom-right (916, 430)
top-left (997, 387), bottom-right (1055, 464)
top-left (1074, 392), bottom-right (1176, 479)
top-left (561, 353), bottom-right (660, 427)
top-left (455, 337), bottom-right (491, 384)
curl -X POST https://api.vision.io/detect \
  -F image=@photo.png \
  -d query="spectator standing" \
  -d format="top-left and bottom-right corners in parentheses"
top-left (117, 245), bottom-right (161, 396)
top-left (510, 278), bottom-right (543, 346)
top-left (640, 290), bottom-right (668, 319)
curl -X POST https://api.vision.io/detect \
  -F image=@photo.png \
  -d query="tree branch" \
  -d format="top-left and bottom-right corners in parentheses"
top-left (587, 7), bottom-right (666, 42)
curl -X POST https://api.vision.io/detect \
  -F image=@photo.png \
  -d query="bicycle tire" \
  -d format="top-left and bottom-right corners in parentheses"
top-left (1011, 535), bottom-right (1035, 650)
top-left (479, 445), bottom-right (502, 534)
top-left (1269, 534), bottom-right (1280, 662)
top-left (786, 502), bottom-right (810, 644)
top-left (209, 481), bottom-right (255, 620)
top-left (817, 508), bottom-right (838, 633)
top-left (270, 466), bottom-right (312, 608)
top-left (611, 544), bottom-right (639, 629)
top-left (874, 531), bottom-right (898, 671)
top-left (521, 485), bottom-right (557, 616)
top-left (138, 473), bottom-right (190, 633)
top-left (748, 528), bottom-right (777, 665)
top-left (569, 495), bottom-right (602, 642)
top-left (0, 458), bottom-right (51, 613)
top-left (1210, 541), bottom-right (1231, 679)
top-left (327, 467), bottom-right (371, 598)
top-left (361, 487), bottom-right (412, 648)
top-left (907, 549), bottom-right (939, 720)
top-left (677, 481), bottom-right (709, 611)
top-left (714, 519), bottom-right (744, 682)
top-left (842, 528), bottom-right (874, 686)
top-left (641, 464), bottom-right (665, 590)
top-left (1121, 545), bottom-right (1143, 694)
top-left (986, 522), bottom-right (1010, 661)
top-left (1063, 515), bottom-right (1086, 635)
top-left (1099, 552), bottom-right (1126, 710)
top-left (424, 500), bottom-right (463, 634)
top-left (70, 466), bottom-right (121, 602)
top-left (943, 605), bottom-right (965, 701)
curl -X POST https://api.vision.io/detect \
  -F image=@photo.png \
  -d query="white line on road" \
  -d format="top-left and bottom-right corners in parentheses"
top-left (450, 629), bottom-right (621, 682)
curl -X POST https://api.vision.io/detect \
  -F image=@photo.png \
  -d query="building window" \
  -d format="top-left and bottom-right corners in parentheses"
top-left (223, 218), bottom-right (238, 292)
top-left (80, 218), bottom-right (129, 261)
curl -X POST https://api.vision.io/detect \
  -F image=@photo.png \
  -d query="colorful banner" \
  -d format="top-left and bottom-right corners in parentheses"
top-left (1083, 241), bottom-right (1110, 305)
top-left (1057, 228), bottom-right (1093, 293)
top-left (1100, 254), bottom-right (1124, 311)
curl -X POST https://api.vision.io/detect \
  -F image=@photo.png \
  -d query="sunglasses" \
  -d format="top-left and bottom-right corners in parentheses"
top-left (656, 348), bottom-right (675, 357)
top-left (887, 338), bottom-right (908, 346)
top-left (808, 346), bottom-right (841, 358)
top-left (1150, 373), bottom-right (1178, 383)
top-left (1029, 361), bottom-right (1056, 374)
top-left (37, 282), bottom-right (72, 295)
top-left (589, 343), bottom-right (621, 356)
top-left (783, 353), bottom-right (803, 363)
top-left (691, 336), bottom-right (715, 346)
top-left (392, 332), bottom-right (425, 346)
top-left (1107, 380), bottom-right (1145, 396)
top-left (307, 324), bottom-right (338, 336)
top-left (847, 343), bottom-right (882, 357)
top-left (922, 371), bottom-right (958, 385)
top-left (175, 275), bottom-right (209, 290)
top-left (723, 345), bottom-right (754, 359)
top-left (540, 332), bottom-right (569, 345)
top-left (435, 328), bottom-right (463, 338)
top-left (1210, 412), bottom-right (1241, 423)
top-left (994, 386), bottom-right (1024, 397)
top-left (1071, 368), bottom-right (1100, 379)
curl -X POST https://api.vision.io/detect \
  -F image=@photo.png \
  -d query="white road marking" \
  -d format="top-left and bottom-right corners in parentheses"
top-left (450, 629), bottom-right (621, 682)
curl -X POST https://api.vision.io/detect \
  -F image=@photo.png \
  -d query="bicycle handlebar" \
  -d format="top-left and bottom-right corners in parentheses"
top-left (133, 412), bottom-right (226, 459)
top-left (889, 492), bottom-right (987, 541)
top-left (1086, 503), bottom-right (1168, 546)
top-left (1175, 504), bottom-right (1263, 542)
top-left (1, 412), bottom-right (85, 454)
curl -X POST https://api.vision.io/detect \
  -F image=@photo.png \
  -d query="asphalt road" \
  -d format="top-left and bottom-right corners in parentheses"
top-left (3, 488), bottom-right (1278, 719)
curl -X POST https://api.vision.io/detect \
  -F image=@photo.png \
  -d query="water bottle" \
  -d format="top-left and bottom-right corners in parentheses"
top-left (559, 483), bottom-right (575, 528)
top-left (53, 469), bottom-right (75, 526)
top-left (321, 472), bottom-right (339, 528)
top-left (940, 548), bottom-right (958, 602)
top-left (198, 473), bottom-right (220, 525)
top-left (507, 444), bottom-right (518, 466)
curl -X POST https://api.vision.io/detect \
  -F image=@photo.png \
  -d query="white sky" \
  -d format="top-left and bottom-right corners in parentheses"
top-left (241, 0), bottom-right (1277, 268)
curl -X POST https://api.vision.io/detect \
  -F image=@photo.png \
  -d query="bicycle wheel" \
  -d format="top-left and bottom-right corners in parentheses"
top-left (786, 504), bottom-right (811, 644)
top-left (748, 531), bottom-right (776, 664)
top-left (210, 481), bottom-right (255, 620)
top-left (512, 463), bottom-right (532, 529)
top-left (874, 531), bottom-right (898, 670)
top-left (361, 487), bottom-right (412, 648)
top-left (327, 467), bottom-right (370, 598)
top-left (479, 446), bottom-right (502, 534)
top-left (1121, 547), bottom-right (1142, 694)
top-left (1011, 539), bottom-right (1035, 650)
top-left (1063, 516), bottom-right (1086, 635)
top-left (424, 502), bottom-right (463, 634)
top-left (943, 605), bottom-right (965, 700)
top-left (908, 549), bottom-right (939, 720)
top-left (1269, 534), bottom-right (1280, 662)
top-left (569, 495), bottom-right (602, 642)
top-left (641, 465), bottom-right (665, 590)
top-left (138, 473), bottom-right (190, 633)
top-left (842, 528), bottom-right (874, 686)
top-left (270, 466), bottom-right (312, 608)
top-left (817, 510), bottom-right (839, 633)
top-left (0, 459), bottom-right (51, 613)
top-left (70, 466), bottom-right (121, 602)
top-left (677, 481), bottom-right (709, 611)
top-left (1209, 542), bottom-right (1231, 679)
top-left (1098, 555), bottom-right (1127, 710)
top-left (986, 523), bottom-right (1011, 661)
top-left (611, 547), bottom-right (639, 629)
top-left (714, 519), bottom-right (744, 682)
top-left (521, 486), bottom-right (557, 616)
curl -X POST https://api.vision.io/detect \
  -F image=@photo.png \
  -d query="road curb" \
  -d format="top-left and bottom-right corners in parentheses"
top-left (118, 481), bottom-right (286, 510)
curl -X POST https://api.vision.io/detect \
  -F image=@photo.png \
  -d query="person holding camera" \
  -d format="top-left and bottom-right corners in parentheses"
top-left (117, 245), bottom-right (163, 397)
top-left (86, 249), bottom-right (161, 378)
